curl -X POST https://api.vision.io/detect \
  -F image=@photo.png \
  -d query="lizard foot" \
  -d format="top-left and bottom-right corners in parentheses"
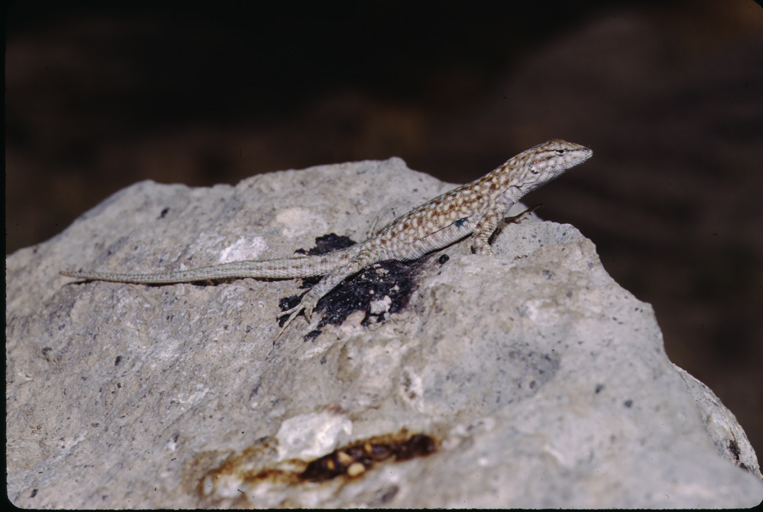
top-left (273, 296), bottom-right (319, 344)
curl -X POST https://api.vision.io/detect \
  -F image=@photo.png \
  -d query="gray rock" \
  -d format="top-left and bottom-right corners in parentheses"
top-left (6, 158), bottom-right (763, 508)
top-left (672, 363), bottom-right (762, 480)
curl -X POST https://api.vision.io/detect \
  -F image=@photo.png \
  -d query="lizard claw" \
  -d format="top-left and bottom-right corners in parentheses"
top-left (273, 310), bottom-right (299, 344)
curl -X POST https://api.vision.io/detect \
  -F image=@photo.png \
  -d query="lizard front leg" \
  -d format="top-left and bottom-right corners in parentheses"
top-left (469, 206), bottom-right (505, 255)
top-left (470, 202), bottom-right (541, 256)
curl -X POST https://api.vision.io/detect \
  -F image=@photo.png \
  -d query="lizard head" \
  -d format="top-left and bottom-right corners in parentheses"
top-left (510, 139), bottom-right (593, 195)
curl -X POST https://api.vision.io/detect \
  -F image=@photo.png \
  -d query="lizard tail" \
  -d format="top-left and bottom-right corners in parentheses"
top-left (60, 245), bottom-right (360, 284)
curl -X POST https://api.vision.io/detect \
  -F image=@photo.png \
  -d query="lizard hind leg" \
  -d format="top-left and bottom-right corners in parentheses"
top-left (272, 257), bottom-right (369, 343)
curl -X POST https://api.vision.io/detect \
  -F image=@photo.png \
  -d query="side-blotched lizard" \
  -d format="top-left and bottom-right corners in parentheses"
top-left (61, 139), bottom-right (592, 336)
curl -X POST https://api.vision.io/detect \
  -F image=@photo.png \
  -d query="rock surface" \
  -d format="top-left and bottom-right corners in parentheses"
top-left (6, 158), bottom-right (763, 508)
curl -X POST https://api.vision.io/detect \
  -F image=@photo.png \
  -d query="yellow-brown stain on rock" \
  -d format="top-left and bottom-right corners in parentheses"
top-left (189, 429), bottom-right (438, 507)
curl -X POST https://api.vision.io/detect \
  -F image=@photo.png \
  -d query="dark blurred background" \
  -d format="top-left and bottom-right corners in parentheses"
top-left (6, 1), bottom-right (763, 461)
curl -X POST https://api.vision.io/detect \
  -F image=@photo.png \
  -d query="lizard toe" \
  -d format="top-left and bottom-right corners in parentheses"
top-left (301, 299), bottom-right (319, 323)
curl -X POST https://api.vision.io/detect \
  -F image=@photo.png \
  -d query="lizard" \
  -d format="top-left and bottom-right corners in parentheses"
top-left (61, 139), bottom-right (592, 337)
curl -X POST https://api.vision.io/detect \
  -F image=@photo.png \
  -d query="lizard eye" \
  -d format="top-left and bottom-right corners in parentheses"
top-left (555, 149), bottom-right (566, 155)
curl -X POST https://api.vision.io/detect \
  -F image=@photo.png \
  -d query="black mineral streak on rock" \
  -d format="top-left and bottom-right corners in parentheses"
top-left (277, 234), bottom-right (432, 338)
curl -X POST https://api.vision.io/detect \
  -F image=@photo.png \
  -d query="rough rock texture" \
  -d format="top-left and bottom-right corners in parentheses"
top-left (6, 158), bottom-right (763, 508)
top-left (672, 364), bottom-right (763, 481)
